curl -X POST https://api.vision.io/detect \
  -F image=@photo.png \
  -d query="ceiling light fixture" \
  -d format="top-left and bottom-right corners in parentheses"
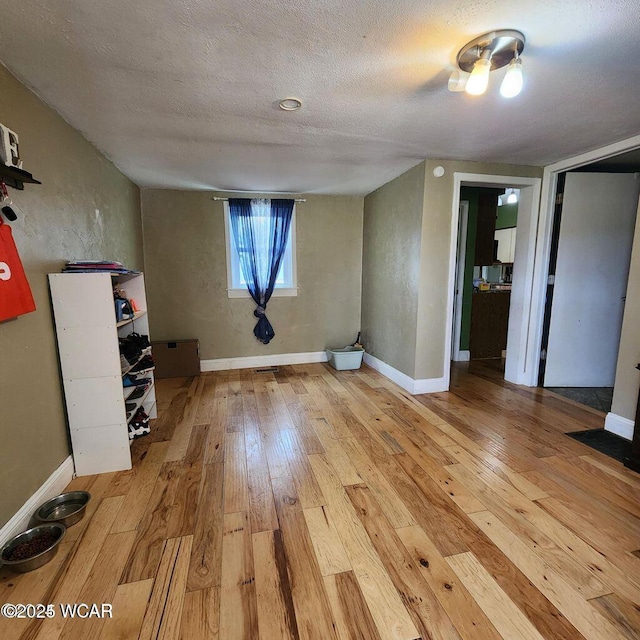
top-left (279, 98), bottom-right (302, 111)
top-left (449, 30), bottom-right (525, 98)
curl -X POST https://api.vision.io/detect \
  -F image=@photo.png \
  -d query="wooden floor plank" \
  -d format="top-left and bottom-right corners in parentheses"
top-left (446, 551), bottom-right (547, 640)
top-left (219, 512), bottom-right (258, 640)
top-left (303, 506), bottom-right (352, 576)
top-left (204, 397), bottom-right (227, 464)
top-left (139, 535), bottom-right (193, 640)
top-left (179, 587), bottom-right (220, 640)
top-left (110, 441), bottom-right (169, 534)
top-left (245, 423), bottom-right (279, 533)
top-left (323, 571), bottom-right (383, 640)
top-left (271, 476), bottom-right (338, 640)
top-left (253, 529), bottom-right (300, 640)
top-left (223, 431), bottom-right (250, 514)
top-left (99, 578), bottom-right (154, 640)
top-left (187, 463), bottom-right (225, 592)
top-left (120, 460), bottom-right (183, 584)
top-left (166, 424), bottom-right (208, 538)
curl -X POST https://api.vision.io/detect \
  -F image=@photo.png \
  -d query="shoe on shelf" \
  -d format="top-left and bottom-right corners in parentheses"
top-left (128, 407), bottom-right (150, 440)
top-left (127, 332), bottom-right (151, 351)
top-left (119, 336), bottom-right (141, 361)
top-left (129, 355), bottom-right (155, 375)
top-left (123, 374), bottom-right (151, 388)
top-left (127, 385), bottom-right (148, 400)
top-left (125, 402), bottom-right (136, 412)
top-left (128, 422), bottom-right (150, 439)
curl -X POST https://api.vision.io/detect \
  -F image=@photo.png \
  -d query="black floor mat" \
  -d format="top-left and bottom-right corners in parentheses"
top-left (567, 429), bottom-right (632, 463)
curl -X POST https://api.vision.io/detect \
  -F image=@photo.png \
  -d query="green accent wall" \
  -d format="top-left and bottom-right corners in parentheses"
top-left (459, 187), bottom-right (478, 352)
top-left (496, 202), bottom-right (518, 229)
top-left (458, 195), bottom-right (519, 351)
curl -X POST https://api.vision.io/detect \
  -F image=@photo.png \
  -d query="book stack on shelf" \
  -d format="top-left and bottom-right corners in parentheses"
top-left (48, 268), bottom-right (156, 476)
top-left (63, 260), bottom-right (140, 275)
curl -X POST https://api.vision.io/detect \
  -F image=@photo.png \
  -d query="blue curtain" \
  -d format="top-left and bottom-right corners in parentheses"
top-left (229, 198), bottom-right (294, 344)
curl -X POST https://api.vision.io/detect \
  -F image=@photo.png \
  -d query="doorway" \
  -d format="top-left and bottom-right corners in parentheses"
top-left (452, 187), bottom-right (515, 373)
top-left (446, 173), bottom-right (542, 387)
top-left (538, 166), bottom-right (640, 413)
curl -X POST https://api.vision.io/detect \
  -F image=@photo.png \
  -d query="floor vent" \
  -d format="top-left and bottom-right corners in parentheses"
top-left (254, 366), bottom-right (279, 373)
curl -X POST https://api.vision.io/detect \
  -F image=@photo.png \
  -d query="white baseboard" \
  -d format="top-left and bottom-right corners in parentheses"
top-left (604, 412), bottom-right (635, 441)
top-left (0, 456), bottom-right (74, 547)
top-left (363, 353), bottom-right (448, 395)
top-left (201, 350), bottom-right (328, 372)
top-left (413, 376), bottom-right (449, 394)
top-left (452, 350), bottom-right (470, 362)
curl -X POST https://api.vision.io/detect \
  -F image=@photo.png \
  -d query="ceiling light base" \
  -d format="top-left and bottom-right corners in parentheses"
top-left (456, 30), bottom-right (525, 73)
top-left (279, 98), bottom-right (302, 111)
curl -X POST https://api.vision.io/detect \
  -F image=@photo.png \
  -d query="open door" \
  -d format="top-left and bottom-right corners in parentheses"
top-left (452, 201), bottom-right (469, 362)
top-left (543, 172), bottom-right (640, 387)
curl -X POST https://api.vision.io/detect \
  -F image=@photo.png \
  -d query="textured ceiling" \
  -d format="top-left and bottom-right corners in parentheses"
top-left (1, 0), bottom-right (640, 194)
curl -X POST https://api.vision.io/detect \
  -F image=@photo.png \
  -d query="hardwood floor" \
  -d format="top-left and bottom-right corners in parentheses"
top-left (2, 362), bottom-right (640, 640)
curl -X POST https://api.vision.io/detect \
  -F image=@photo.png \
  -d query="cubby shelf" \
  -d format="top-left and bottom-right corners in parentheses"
top-left (116, 310), bottom-right (147, 328)
top-left (48, 271), bottom-right (156, 476)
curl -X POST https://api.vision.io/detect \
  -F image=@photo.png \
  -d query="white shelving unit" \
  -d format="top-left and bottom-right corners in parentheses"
top-left (48, 272), bottom-right (156, 476)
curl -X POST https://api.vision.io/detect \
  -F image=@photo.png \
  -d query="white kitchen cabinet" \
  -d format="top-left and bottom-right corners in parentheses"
top-left (495, 227), bottom-right (516, 263)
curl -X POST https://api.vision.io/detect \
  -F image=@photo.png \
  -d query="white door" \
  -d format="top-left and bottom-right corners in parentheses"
top-left (452, 201), bottom-right (469, 361)
top-left (545, 172), bottom-right (640, 387)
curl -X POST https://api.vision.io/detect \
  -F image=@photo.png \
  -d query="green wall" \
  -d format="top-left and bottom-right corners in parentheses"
top-left (458, 195), bottom-right (519, 352)
top-left (496, 202), bottom-right (518, 229)
top-left (459, 188), bottom-right (478, 351)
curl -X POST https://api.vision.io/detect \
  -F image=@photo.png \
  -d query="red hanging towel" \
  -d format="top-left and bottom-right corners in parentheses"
top-left (0, 219), bottom-right (36, 322)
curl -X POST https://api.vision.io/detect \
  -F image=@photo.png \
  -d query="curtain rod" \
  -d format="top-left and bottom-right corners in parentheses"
top-left (212, 197), bottom-right (306, 203)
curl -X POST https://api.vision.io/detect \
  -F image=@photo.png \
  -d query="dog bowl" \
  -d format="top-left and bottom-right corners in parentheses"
top-left (35, 491), bottom-right (91, 527)
top-left (0, 524), bottom-right (66, 573)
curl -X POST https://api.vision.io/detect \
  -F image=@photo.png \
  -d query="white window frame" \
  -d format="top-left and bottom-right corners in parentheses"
top-left (224, 201), bottom-right (298, 298)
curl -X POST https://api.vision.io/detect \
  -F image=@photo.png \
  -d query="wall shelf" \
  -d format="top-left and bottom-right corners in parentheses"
top-left (0, 164), bottom-right (41, 190)
top-left (116, 310), bottom-right (147, 328)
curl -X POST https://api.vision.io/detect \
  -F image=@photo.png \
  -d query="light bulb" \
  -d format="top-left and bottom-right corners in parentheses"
top-left (507, 190), bottom-right (518, 204)
top-left (500, 57), bottom-right (523, 98)
top-left (465, 57), bottom-right (491, 95)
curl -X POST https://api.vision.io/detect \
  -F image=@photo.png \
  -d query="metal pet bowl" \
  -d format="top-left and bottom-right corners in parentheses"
top-left (35, 491), bottom-right (91, 527)
top-left (0, 523), bottom-right (66, 573)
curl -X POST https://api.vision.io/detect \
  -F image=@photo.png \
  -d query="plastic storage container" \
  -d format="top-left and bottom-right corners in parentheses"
top-left (326, 346), bottom-right (365, 370)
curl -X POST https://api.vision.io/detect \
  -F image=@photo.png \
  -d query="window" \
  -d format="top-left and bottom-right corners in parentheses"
top-left (224, 201), bottom-right (297, 298)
